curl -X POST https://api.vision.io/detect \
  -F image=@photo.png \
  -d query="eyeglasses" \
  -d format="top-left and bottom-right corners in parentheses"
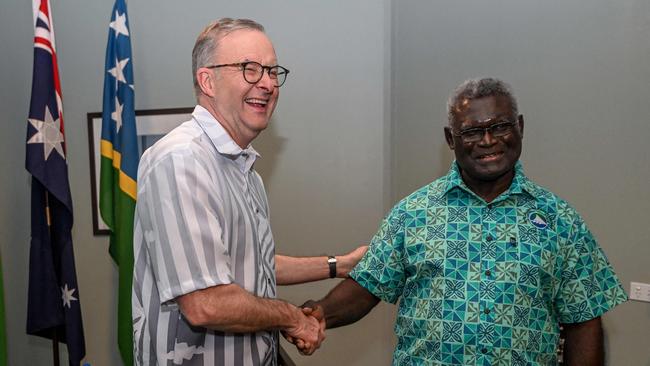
top-left (205, 61), bottom-right (290, 87)
top-left (452, 120), bottom-right (517, 143)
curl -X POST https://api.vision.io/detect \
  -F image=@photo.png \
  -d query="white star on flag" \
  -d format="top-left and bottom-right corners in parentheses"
top-left (108, 57), bottom-right (130, 85)
top-left (111, 95), bottom-right (123, 132)
top-left (61, 283), bottom-right (78, 308)
top-left (109, 10), bottom-right (129, 37)
top-left (27, 105), bottom-right (65, 160)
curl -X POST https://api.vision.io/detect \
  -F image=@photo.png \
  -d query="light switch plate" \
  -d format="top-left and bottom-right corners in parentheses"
top-left (629, 282), bottom-right (650, 302)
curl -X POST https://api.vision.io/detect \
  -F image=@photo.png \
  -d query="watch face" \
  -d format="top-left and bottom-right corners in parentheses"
top-left (328, 257), bottom-right (336, 263)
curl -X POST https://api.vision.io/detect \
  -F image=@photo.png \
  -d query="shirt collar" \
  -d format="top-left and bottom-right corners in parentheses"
top-left (192, 105), bottom-right (260, 172)
top-left (441, 160), bottom-right (536, 201)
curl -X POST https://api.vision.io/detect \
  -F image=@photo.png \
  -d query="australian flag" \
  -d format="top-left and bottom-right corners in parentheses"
top-left (25, 1), bottom-right (85, 365)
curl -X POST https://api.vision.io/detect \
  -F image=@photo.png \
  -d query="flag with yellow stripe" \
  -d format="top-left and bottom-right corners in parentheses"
top-left (99, 0), bottom-right (137, 364)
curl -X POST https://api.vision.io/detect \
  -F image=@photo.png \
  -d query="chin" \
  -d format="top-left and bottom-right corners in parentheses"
top-left (477, 166), bottom-right (514, 181)
top-left (244, 117), bottom-right (270, 132)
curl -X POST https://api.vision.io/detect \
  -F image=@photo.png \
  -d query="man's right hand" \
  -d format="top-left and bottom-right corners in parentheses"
top-left (282, 306), bottom-right (326, 355)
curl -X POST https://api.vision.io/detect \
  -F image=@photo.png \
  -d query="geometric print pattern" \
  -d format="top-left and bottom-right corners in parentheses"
top-left (351, 162), bottom-right (627, 365)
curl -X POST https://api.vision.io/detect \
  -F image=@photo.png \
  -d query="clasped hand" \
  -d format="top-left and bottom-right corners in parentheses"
top-left (282, 303), bottom-right (326, 355)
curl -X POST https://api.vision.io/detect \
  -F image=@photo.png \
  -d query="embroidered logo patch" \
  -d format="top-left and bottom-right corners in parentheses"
top-left (528, 210), bottom-right (548, 229)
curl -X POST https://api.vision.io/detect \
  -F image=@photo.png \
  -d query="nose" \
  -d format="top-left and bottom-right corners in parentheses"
top-left (478, 129), bottom-right (497, 146)
top-left (256, 69), bottom-right (274, 92)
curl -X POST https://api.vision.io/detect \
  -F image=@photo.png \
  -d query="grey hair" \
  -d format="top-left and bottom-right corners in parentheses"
top-left (191, 18), bottom-right (265, 97)
top-left (446, 77), bottom-right (518, 126)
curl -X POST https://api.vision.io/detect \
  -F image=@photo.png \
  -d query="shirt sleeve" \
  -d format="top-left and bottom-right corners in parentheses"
top-left (554, 214), bottom-right (628, 323)
top-left (350, 203), bottom-right (407, 304)
top-left (138, 150), bottom-right (234, 304)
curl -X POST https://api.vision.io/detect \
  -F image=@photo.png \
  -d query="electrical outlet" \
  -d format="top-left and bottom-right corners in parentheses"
top-left (629, 282), bottom-right (650, 302)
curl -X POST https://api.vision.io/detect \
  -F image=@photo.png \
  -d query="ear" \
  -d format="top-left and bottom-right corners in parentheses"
top-left (444, 126), bottom-right (455, 150)
top-left (517, 114), bottom-right (524, 138)
top-left (196, 68), bottom-right (216, 97)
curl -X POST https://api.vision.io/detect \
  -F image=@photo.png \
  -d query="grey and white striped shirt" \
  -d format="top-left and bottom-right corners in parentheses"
top-left (133, 105), bottom-right (277, 366)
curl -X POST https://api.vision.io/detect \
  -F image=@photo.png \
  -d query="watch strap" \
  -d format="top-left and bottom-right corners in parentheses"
top-left (327, 255), bottom-right (337, 278)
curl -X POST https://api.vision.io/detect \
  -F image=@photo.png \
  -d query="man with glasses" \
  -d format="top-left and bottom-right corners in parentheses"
top-left (132, 18), bottom-right (366, 365)
top-left (299, 78), bottom-right (627, 365)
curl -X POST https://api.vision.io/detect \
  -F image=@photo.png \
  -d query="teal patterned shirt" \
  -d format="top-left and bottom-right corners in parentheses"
top-left (350, 162), bottom-right (627, 366)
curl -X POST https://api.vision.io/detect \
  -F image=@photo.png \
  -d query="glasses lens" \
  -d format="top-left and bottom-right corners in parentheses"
top-left (461, 129), bottom-right (484, 143)
top-left (271, 66), bottom-right (288, 87)
top-left (242, 62), bottom-right (264, 84)
top-left (490, 122), bottom-right (514, 137)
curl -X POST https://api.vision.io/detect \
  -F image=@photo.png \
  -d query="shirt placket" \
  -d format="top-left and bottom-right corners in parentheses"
top-left (240, 155), bottom-right (274, 299)
top-left (478, 203), bottom-right (496, 364)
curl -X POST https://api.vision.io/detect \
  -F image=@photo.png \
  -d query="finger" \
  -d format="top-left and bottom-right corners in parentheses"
top-left (310, 305), bottom-right (325, 320)
top-left (280, 331), bottom-right (295, 343)
top-left (299, 344), bottom-right (315, 356)
top-left (305, 344), bottom-right (317, 355)
top-left (295, 339), bottom-right (306, 349)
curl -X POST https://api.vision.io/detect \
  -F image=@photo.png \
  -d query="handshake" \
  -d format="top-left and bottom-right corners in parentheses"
top-left (277, 246), bottom-right (372, 355)
top-left (281, 300), bottom-right (326, 355)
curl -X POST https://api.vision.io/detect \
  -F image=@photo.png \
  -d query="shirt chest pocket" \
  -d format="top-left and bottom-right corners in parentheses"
top-left (507, 234), bottom-right (558, 304)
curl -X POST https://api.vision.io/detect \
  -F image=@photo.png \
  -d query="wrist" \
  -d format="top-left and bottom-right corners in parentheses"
top-left (286, 303), bottom-right (305, 331)
top-left (327, 255), bottom-right (337, 278)
top-left (334, 254), bottom-right (351, 278)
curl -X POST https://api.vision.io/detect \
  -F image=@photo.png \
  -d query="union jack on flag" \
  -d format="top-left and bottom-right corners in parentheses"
top-left (25, 1), bottom-right (85, 365)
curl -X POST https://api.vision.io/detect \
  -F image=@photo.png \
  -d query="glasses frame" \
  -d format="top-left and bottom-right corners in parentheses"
top-left (452, 120), bottom-right (518, 143)
top-left (205, 61), bottom-right (290, 87)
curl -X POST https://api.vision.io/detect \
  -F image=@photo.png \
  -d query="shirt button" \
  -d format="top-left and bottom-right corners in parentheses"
top-left (481, 348), bottom-right (488, 354)
top-left (485, 270), bottom-right (491, 277)
top-left (486, 235), bottom-right (494, 242)
top-left (484, 308), bottom-right (491, 315)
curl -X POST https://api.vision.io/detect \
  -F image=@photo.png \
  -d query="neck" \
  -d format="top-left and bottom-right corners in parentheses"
top-left (198, 100), bottom-right (256, 149)
top-left (461, 169), bottom-right (515, 203)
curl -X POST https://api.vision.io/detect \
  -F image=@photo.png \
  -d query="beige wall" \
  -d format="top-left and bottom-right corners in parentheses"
top-left (1, 0), bottom-right (648, 365)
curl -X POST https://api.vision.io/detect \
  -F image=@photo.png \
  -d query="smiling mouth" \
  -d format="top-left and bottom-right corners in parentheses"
top-left (245, 98), bottom-right (268, 109)
top-left (476, 152), bottom-right (503, 161)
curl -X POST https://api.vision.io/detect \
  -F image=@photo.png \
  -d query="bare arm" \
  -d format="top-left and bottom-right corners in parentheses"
top-left (275, 246), bottom-right (368, 285)
top-left (562, 317), bottom-right (604, 366)
top-left (311, 278), bottom-right (380, 329)
top-left (176, 283), bottom-right (322, 347)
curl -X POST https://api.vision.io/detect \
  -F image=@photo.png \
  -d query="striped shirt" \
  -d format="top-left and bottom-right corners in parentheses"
top-left (133, 105), bottom-right (278, 366)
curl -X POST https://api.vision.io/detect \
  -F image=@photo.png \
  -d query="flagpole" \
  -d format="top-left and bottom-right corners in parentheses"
top-left (45, 192), bottom-right (60, 366)
top-left (52, 335), bottom-right (60, 366)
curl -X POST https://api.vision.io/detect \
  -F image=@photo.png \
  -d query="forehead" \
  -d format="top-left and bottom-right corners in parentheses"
top-left (216, 29), bottom-right (277, 63)
top-left (453, 95), bottom-right (514, 127)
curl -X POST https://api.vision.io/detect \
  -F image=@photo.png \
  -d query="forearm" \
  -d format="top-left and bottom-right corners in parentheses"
top-left (177, 283), bottom-right (300, 333)
top-left (275, 246), bottom-right (366, 285)
top-left (562, 317), bottom-right (604, 366)
top-left (316, 278), bottom-right (380, 329)
top-left (275, 255), bottom-right (331, 285)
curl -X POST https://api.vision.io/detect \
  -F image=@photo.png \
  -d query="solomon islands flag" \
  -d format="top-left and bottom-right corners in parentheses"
top-left (99, 0), bottom-right (138, 364)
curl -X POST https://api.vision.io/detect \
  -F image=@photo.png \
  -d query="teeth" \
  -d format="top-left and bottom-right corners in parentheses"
top-left (480, 153), bottom-right (500, 158)
top-left (246, 98), bottom-right (267, 105)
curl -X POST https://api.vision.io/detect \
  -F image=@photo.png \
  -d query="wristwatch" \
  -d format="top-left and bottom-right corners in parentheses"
top-left (327, 255), bottom-right (337, 278)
